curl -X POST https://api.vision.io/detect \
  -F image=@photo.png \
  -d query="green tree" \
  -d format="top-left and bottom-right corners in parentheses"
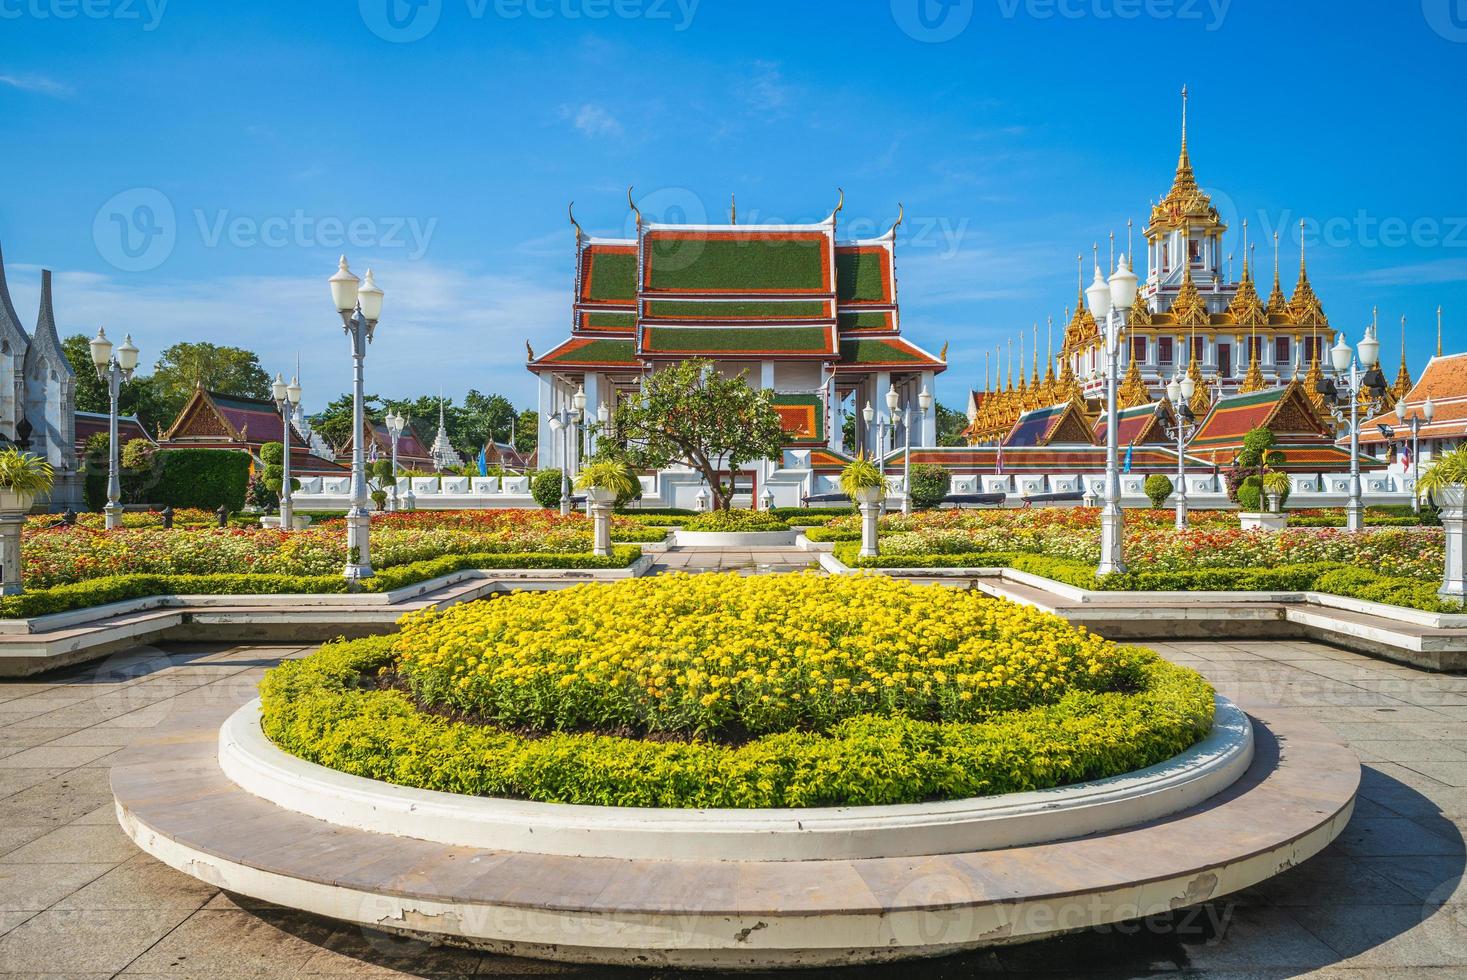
top-left (515, 408), bottom-right (538, 456)
top-left (610, 359), bottom-right (785, 511)
top-left (151, 342), bottom-right (271, 424)
top-left (62, 334), bottom-right (166, 432)
top-left (311, 393), bottom-right (384, 455)
top-left (935, 402), bottom-right (969, 447)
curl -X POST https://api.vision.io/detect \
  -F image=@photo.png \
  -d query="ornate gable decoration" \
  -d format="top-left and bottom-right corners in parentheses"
top-left (162, 387), bottom-right (238, 442)
top-left (1227, 261), bottom-right (1268, 329)
top-left (1288, 266), bottom-right (1329, 330)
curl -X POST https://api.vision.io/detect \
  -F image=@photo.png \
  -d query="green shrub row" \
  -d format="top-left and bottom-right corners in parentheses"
top-left (831, 544), bottom-right (1459, 614)
top-left (612, 513), bottom-right (696, 527)
top-left (0, 546), bottom-right (644, 619)
top-left (681, 509), bottom-right (790, 532)
top-left (803, 526), bottom-right (861, 542)
top-left (771, 507), bottom-right (853, 519)
top-left (608, 525), bottom-right (673, 541)
top-left (258, 636), bottom-right (1215, 809)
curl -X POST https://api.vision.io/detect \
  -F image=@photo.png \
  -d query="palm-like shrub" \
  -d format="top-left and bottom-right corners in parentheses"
top-left (575, 461), bottom-right (639, 502)
top-left (0, 449), bottom-right (53, 495)
top-left (840, 455), bottom-right (886, 501)
top-left (1417, 447), bottom-right (1467, 504)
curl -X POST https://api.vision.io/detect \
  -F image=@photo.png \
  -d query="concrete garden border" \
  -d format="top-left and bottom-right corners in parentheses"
top-left (220, 696), bottom-right (1252, 862)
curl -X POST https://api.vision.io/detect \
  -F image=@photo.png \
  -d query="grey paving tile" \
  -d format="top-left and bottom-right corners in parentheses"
top-left (0, 819), bottom-right (140, 865)
top-left (121, 908), bottom-right (334, 974)
top-left (0, 907), bottom-right (192, 973)
top-left (0, 862), bottom-right (113, 910)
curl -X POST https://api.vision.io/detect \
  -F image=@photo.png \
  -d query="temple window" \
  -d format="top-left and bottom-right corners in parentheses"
top-left (1217, 344), bottom-right (1232, 377)
top-left (1275, 336), bottom-right (1291, 365)
top-left (1131, 336), bottom-right (1146, 363)
top-left (1158, 337), bottom-right (1174, 365)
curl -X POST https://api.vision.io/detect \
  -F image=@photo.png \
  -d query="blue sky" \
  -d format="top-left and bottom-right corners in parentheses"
top-left (2, 0), bottom-right (1465, 415)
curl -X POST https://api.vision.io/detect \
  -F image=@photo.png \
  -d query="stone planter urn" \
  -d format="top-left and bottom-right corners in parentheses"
top-left (1238, 511), bottom-right (1288, 532)
top-left (1436, 485), bottom-right (1466, 600)
top-left (854, 486), bottom-right (884, 559)
top-left (585, 487), bottom-right (617, 558)
top-left (0, 490), bottom-right (34, 597)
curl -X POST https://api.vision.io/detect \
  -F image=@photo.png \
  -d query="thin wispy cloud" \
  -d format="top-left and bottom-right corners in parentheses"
top-left (1358, 257), bottom-right (1467, 287)
top-left (562, 103), bottom-right (624, 139)
top-left (0, 73), bottom-right (72, 98)
top-left (6, 262), bottom-right (565, 410)
top-left (742, 60), bottom-right (791, 112)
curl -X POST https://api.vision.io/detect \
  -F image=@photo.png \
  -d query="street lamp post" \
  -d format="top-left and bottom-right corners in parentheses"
top-left (1316, 324), bottom-right (1389, 532)
top-left (384, 410), bottom-right (405, 512)
top-left (1085, 254), bottom-right (1139, 575)
top-left (546, 385), bottom-right (587, 517)
top-left (891, 384), bottom-right (934, 516)
top-left (1392, 397), bottom-right (1434, 514)
top-left (270, 372), bottom-right (302, 530)
top-left (329, 256), bottom-right (384, 581)
top-left (88, 329), bottom-right (139, 530)
top-left (1158, 374), bottom-right (1198, 530)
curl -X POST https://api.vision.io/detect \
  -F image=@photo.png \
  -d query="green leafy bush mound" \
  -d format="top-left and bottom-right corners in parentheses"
top-left (681, 508), bottom-right (790, 533)
top-left (260, 574), bottom-right (1216, 808)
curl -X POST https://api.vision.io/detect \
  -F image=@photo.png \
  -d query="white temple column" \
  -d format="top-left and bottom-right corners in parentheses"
top-left (920, 371), bottom-right (937, 446)
top-left (582, 373), bottom-right (602, 455)
top-left (537, 372), bottom-right (555, 467)
top-left (872, 371), bottom-right (891, 457)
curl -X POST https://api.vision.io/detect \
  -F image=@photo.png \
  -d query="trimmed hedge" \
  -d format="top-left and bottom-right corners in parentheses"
top-left (0, 546), bottom-right (644, 619)
top-left (682, 509), bottom-right (790, 532)
top-left (259, 635), bottom-right (1215, 809)
top-left (831, 543), bottom-right (1461, 614)
top-left (771, 506), bottom-right (853, 519)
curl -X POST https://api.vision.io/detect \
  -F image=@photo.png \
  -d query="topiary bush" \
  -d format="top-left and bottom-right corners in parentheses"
top-left (907, 463), bottom-right (951, 510)
top-left (1144, 474), bottom-right (1173, 509)
top-left (531, 469), bottom-right (563, 509)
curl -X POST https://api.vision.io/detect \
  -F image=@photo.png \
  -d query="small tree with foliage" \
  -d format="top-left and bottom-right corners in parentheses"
top-left (907, 463), bottom-right (951, 510)
top-left (1144, 474), bottom-right (1174, 509)
top-left (610, 359), bottom-right (785, 511)
top-left (531, 469), bottom-right (563, 509)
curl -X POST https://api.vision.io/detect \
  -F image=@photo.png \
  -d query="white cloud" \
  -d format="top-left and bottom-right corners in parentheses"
top-left (1358, 258), bottom-right (1467, 287)
top-left (0, 73), bottom-right (72, 98)
top-left (743, 61), bottom-right (791, 112)
top-left (5, 261), bottom-right (565, 413)
top-left (562, 103), bottom-right (624, 139)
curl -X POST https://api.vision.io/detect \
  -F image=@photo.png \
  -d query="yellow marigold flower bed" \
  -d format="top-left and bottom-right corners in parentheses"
top-left (260, 574), bottom-right (1216, 808)
top-left (396, 573), bottom-right (1142, 738)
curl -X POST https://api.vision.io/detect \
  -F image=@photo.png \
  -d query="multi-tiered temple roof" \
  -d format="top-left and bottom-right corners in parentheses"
top-left (529, 198), bottom-right (945, 379)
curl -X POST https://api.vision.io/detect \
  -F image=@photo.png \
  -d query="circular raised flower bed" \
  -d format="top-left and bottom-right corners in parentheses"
top-left (669, 508), bottom-right (797, 546)
top-left (258, 573), bottom-right (1217, 810)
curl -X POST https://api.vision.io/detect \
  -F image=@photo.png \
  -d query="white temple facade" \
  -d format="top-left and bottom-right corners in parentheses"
top-left (0, 244), bottom-right (79, 509)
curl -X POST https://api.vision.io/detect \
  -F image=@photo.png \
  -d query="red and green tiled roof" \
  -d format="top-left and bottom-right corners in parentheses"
top-left (901, 446), bottom-right (1184, 472)
top-left (837, 310), bottom-right (895, 332)
top-left (578, 310), bottom-right (637, 332)
top-left (807, 447), bottom-right (856, 471)
top-left (1002, 402), bottom-right (1094, 448)
top-left (578, 245), bottom-right (637, 305)
top-left (642, 230), bottom-right (832, 294)
top-left (535, 337), bottom-right (639, 368)
top-left (640, 324), bottom-right (837, 358)
top-left (770, 393), bottom-right (825, 443)
top-left (1092, 402), bottom-right (1168, 446)
top-left (836, 337), bottom-right (944, 369)
top-left (641, 299), bottom-right (832, 320)
top-left (835, 246), bottom-right (893, 304)
top-left (1190, 384), bottom-right (1331, 452)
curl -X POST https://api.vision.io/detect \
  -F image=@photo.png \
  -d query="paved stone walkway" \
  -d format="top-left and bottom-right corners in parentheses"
top-left (1, 634), bottom-right (1465, 976)
top-left (649, 545), bottom-right (820, 575)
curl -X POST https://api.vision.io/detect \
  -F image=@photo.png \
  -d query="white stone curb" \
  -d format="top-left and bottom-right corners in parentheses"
top-left (669, 529), bottom-right (799, 547)
top-left (220, 696), bottom-right (1251, 862)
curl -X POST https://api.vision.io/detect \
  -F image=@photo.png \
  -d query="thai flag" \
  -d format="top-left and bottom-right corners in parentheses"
top-left (995, 442), bottom-right (1005, 475)
top-left (1400, 444), bottom-right (1412, 470)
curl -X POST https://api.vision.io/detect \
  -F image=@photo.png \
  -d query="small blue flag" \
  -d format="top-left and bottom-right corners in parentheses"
top-left (1122, 443), bottom-right (1134, 473)
top-left (478, 445), bottom-right (488, 476)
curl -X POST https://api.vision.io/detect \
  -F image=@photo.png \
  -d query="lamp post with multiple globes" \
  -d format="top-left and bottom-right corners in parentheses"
top-left (1156, 373), bottom-right (1198, 530)
top-left (1315, 324), bottom-right (1390, 532)
top-left (1386, 397), bottom-right (1434, 515)
top-left (87, 328), bottom-right (140, 531)
top-left (328, 256), bottom-right (384, 581)
top-left (547, 384), bottom-right (586, 516)
top-left (1084, 253), bottom-right (1139, 575)
top-left (270, 372), bottom-right (302, 530)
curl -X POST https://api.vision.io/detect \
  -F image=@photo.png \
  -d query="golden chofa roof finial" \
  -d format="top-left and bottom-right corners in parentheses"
top-left (627, 186), bottom-right (642, 228)
top-left (828, 187), bottom-right (845, 223)
top-left (887, 202), bottom-right (904, 238)
top-left (568, 201), bottom-right (583, 245)
top-left (730, 193), bottom-right (736, 225)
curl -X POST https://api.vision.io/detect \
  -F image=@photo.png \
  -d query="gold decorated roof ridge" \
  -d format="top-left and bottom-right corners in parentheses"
top-left (1169, 266), bottom-right (1211, 328)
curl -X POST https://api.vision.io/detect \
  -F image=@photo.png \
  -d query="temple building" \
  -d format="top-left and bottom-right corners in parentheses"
top-left (160, 386), bottom-right (347, 478)
top-left (966, 89), bottom-right (1343, 444)
top-left (528, 193), bottom-right (946, 486)
top-left (0, 244), bottom-right (80, 508)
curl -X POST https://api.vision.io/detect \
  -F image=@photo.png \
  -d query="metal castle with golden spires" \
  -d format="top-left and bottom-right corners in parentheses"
top-left (964, 87), bottom-right (1358, 445)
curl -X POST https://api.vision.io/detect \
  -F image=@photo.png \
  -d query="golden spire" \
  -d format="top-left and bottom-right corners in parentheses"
top-left (984, 349), bottom-right (991, 393)
top-left (1188, 355), bottom-right (1212, 417)
top-left (1303, 336), bottom-right (1326, 416)
top-left (1006, 338), bottom-right (1014, 392)
top-left (1227, 243), bottom-right (1267, 328)
top-left (1240, 320), bottom-right (1267, 393)
top-left (1266, 230), bottom-right (1290, 318)
top-left (1044, 316), bottom-right (1057, 397)
top-left (1118, 353), bottom-right (1149, 409)
top-left (1148, 84), bottom-right (1222, 235)
top-left (1288, 220), bottom-right (1329, 330)
top-left (1032, 322), bottom-right (1041, 402)
top-left (1394, 314), bottom-right (1413, 400)
top-left (1170, 265), bottom-right (1210, 328)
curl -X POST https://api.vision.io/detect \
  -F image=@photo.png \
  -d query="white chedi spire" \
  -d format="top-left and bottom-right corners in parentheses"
top-left (430, 395), bottom-right (460, 471)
